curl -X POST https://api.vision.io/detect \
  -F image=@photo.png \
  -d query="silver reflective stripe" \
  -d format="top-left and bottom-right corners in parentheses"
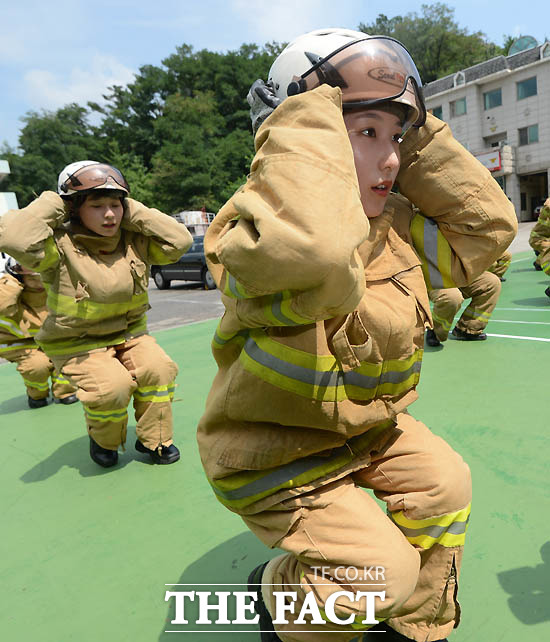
top-left (213, 428), bottom-right (384, 502)
top-left (270, 292), bottom-right (300, 326)
top-left (423, 218), bottom-right (444, 289)
top-left (390, 514), bottom-right (470, 539)
top-left (227, 274), bottom-right (241, 298)
top-left (244, 338), bottom-right (421, 390)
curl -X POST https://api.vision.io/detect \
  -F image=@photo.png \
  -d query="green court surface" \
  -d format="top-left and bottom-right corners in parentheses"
top-left (1, 250), bottom-right (549, 641)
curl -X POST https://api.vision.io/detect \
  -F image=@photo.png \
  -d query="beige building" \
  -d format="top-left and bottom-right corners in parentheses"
top-left (424, 41), bottom-right (550, 221)
top-left (0, 160), bottom-right (18, 216)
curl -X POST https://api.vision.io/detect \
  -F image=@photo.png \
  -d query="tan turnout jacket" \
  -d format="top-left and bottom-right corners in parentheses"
top-left (0, 194), bottom-right (192, 358)
top-left (529, 198), bottom-right (550, 273)
top-left (0, 273), bottom-right (47, 355)
top-left (197, 85), bottom-right (517, 512)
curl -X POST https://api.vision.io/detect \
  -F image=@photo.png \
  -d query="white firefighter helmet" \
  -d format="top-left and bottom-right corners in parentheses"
top-left (268, 27), bottom-right (426, 130)
top-left (57, 160), bottom-right (129, 196)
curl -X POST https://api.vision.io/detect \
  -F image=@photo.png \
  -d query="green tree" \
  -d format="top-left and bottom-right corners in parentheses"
top-left (3, 104), bottom-right (103, 206)
top-left (359, 3), bottom-right (505, 83)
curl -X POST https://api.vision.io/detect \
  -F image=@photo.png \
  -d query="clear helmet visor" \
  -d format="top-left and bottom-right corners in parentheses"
top-left (288, 36), bottom-right (426, 131)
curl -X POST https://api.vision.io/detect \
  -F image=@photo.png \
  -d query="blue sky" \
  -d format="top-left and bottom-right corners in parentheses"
top-left (1, 0), bottom-right (548, 149)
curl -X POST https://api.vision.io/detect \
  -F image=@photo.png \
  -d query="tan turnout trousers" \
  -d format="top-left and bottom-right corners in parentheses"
top-left (51, 334), bottom-right (178, 451)
top-left (243, 413), bottom-right (471, 642)
top-left (4, 347), bottom-right (76, 400)
top-left (429, 271), bottom-right (501, 341)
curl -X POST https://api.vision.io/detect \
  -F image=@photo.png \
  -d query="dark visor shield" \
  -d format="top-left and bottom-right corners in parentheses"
top-left (60, 163), bottom-right (129, 194)
top-left (288, 36), bottom-right (426, 130)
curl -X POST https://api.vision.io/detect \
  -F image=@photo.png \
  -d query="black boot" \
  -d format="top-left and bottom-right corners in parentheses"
top-left (89, 436), bottom-right (118, 467)
top-left (545, 286), bottom-right (550, 298)
top-left (452, 326), bottom-right (487, 341)
top-left (364, 622), bottom-right (447, 641)
top-left (534, 260), bottom-right (542, 271)
top-left (54, 394), bottom-right (79, 405)
top-left (135, 440), bottom-right (180, 464)
top-left (426, 329), bottom-right (442, 347)
top-left (28, 396), bottom-right (48, 409)
top-left (247, 563), bottom-right (282, 641)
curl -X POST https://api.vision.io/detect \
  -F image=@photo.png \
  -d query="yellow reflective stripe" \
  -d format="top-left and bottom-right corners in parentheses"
top-left (210, 421), bottom-right (393, 510)
top-left (0, 316), bottom-right (27, 338)
top-left (211, 322), bottom-right (249, 350)
top-left (411, 213), bottom-right (455, 289)
top-left (462, 306), bottom-right (491, 322)
top-left (23, 378), bottom-right (49, 391)
top-left (223, 273), bottom-right (256, 299)
top-left (389, 504), bottom-right (471, 549)
top-left (83, 405), bottom-right (128, 423)
top-left (148, 241), bottom-right (167, 265)
top-left (0, 341), bottom-right (35, 353)
top-left (541, 260), bottom-right (550, 275)
top-left (37, 318), bottom-right (147, 356)
top-left (239, 331), bottom-right (422, 402)
top-left (47, 290), bottom-right (149, 321)
top-left (134, 382), bottom-right (176, 403)
top-left (52, 372), bottom-right (71, 385)
top-left (432, 312), bottom-right (452, 331)
top-left (36, 236), bottom-right (60, 272)
top-left (261, 291), bottom-right (313, 327)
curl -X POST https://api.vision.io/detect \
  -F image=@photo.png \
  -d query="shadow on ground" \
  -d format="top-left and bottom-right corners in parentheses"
top-left (19, 433), bottom-right (153, 481)
top-left (159, 530), bottom-right (274, 640)
top-left (497, 541), bottom-right (550, 625)
top-left (513, 297), bottom-right (550, 306)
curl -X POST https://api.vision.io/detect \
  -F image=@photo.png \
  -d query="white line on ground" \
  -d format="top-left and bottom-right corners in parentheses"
top-left (510, 258), bottom-right (530, 264)
top-left (486, 333), bottom-right (550, 342)
top-left (490, 319), bottom-right (550, 325)
top-left (495, 307), bottom-right (550, 312)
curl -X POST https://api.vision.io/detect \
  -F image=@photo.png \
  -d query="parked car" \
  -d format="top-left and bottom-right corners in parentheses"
top-left (151, 235), bottom-right (216, 290)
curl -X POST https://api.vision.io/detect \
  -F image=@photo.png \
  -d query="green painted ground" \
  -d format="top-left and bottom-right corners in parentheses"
top-left (1, 250), bottom-right (548, 642)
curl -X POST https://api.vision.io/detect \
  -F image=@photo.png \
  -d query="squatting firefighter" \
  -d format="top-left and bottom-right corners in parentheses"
top-left (528, 197), bottom-right (550, 297)
top-left (196, 29), bottom-right (517, 642)
top-left (0, 162), bottom-right (192, 467)
top-left (425, 269), bottom-right (503, 347)
top-left (0, 257), bottom-right (77, 407)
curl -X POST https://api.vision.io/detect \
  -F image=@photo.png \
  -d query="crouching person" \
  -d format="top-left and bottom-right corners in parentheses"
top-left (0, 161), bottom-right (192, 467)
top-left (0, 258), bottom-right (77, 407)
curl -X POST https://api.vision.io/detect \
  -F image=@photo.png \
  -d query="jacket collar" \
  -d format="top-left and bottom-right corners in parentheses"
top-left (68, 222), bottom-right (122, 255)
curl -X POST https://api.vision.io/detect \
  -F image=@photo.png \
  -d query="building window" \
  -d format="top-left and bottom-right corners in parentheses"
top-left (454, 72), bottom-right (465, 86)
top-left (517, 76), bottom-right (537, 100)
top-left (542, 43), bottom-right (550, 58)
top-left (450, 97), bottom-right (467, 117)
top-left (483, 88), bottom-right (502, 110)
top-left (521, 193), bottom-right (527, 210)
top-left (431, 105), bottom-right (443, 119)
top-left (494, 175), bottom-right (506, 192)
top-left (518, 124), bottom-right (539, 146)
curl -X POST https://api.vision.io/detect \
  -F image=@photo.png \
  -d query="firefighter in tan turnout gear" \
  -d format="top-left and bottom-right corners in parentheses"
top-left (0, 162), bottom-right (192, 467)
top-left (0, 257), bottom-right (77, 407)
top-left (196, 29), bottom-right (517, 641)
top-left (529, 197), bottom-right (550, 297)
top-left (425, 251), bottom-right (511, 347)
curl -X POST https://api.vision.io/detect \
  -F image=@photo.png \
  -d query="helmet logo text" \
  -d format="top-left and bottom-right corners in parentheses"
top-left (367, 67), bottom-right (406, 89)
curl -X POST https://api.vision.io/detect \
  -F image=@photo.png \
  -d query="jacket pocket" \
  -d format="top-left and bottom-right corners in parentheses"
top-left (331, 311), bottom-right (372, 372)
top-left (129, 258), bottom-right (148, 294)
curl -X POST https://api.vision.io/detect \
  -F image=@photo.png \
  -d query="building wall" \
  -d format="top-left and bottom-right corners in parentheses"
top-left (424, 44), bottom-right (550, 221)
top-left (0, 159), bottom-right (18, 216)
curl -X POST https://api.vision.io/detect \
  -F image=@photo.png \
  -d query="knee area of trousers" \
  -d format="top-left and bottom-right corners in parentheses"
top-left (428, 452), bottom-right (472, 512)
top-left (374, 546), bottom-right (420, 615)
top-left (98, 375), bottom-right (135, 408)
top-left (138, 357), bottom-right (178, 387)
